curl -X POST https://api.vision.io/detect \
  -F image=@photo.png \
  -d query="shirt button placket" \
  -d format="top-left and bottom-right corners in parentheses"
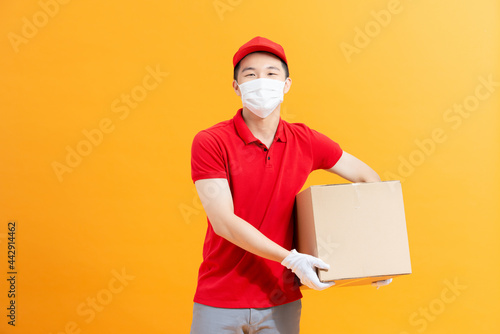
top-left (265, 148), bottom-right (272, 167)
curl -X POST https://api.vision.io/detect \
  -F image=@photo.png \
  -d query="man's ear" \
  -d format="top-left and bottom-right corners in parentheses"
top-left (233, 80), bottom-right (241, 97)
top-left (284, 77), bottom-right (292, 94)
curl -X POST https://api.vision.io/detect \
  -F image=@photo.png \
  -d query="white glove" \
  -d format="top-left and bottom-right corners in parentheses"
top-left (281, 249), bottom-right (335, 290)
top-left (371, 278), bottom-right (393, 289)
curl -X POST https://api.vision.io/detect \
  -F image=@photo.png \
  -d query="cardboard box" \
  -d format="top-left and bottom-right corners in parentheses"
top-left (295, 180), bottom-right (411, 287)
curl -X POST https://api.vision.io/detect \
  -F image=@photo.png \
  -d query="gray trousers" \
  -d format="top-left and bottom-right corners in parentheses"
top-left (190, 300), bottom-right (302, 334)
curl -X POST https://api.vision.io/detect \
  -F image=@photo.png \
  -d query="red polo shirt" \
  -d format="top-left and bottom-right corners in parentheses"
top-left (191, 109), bottom-right (343, 308)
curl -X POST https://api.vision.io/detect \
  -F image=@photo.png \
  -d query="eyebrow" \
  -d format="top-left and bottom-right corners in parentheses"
top-left (241, 65), bottom-right (281, 73)
top-left (265, 66), bottom-right (281, 71)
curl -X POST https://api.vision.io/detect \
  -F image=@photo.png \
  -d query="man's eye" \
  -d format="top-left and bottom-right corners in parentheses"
top-left (245, 73), bottom-right (255, 77)
top-left (268, 73), bottom-right (277, 75)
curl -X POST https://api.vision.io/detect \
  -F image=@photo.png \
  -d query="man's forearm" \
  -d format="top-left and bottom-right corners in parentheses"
top-left (211, 213), bottom-right (291, 263)
top-left (353, 168), bottom-right (381, 183)
top-left (327, 151), bottom-right (381, 183)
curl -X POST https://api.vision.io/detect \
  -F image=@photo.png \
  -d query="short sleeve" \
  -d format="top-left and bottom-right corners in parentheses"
top-left (191, 130), bottom-right (227, 183)
top-left (309, 128), bottom-right (343, 171)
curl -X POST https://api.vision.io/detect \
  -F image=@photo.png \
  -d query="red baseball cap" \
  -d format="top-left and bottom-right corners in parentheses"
top-left (233, 36), bottom-right (288, 67)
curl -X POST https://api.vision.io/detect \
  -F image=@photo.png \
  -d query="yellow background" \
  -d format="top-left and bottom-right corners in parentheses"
top-left (1, 0), bottom-right (499, 333)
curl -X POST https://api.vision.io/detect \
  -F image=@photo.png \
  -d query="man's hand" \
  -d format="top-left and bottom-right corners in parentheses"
top-left (371, 278), bottom-right (393, 289)
top-left (281, 249), bottom-right (335, 290)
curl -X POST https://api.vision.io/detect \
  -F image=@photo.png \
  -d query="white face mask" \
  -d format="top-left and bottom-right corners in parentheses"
top-left (238, 78), bottom-right (286, 118)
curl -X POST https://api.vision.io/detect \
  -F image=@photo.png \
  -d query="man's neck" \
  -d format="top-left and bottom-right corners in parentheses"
top-left (241, 107), bottom-right (281, 148)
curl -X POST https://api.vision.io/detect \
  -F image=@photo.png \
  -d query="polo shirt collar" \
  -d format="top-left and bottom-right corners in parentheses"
top-left (233, 108), bottom-right (287, 145)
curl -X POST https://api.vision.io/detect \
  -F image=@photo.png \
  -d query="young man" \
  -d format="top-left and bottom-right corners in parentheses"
top-left (190, 36), bottom-right (391, 334)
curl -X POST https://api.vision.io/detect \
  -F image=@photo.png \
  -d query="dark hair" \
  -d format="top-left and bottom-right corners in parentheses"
top-left (233, 51), bottom-right (289, 82)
